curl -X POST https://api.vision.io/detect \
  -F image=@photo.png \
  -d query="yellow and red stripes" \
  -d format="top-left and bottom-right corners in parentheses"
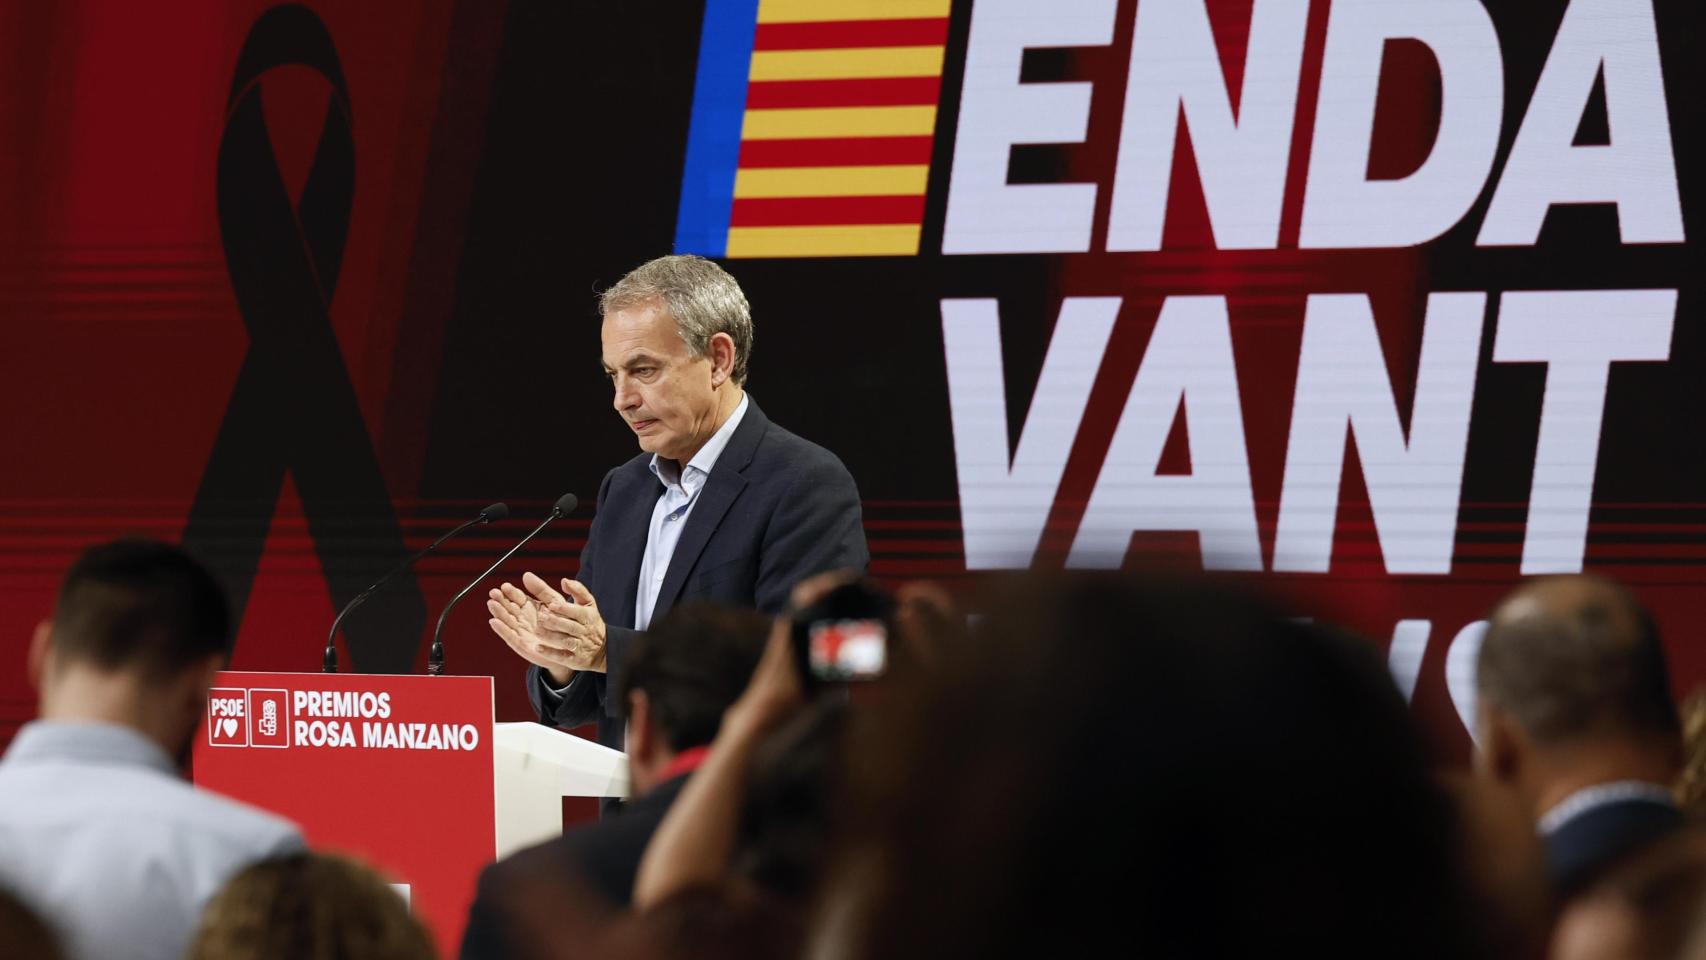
top-left (675, 0), bottom-right (950, 259)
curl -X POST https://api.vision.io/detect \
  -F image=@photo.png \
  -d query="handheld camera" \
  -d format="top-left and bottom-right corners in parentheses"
top-left (790, 579), bottom-right (894, 693)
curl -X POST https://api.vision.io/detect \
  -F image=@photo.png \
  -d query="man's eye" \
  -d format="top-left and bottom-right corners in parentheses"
top-left (634, 367), bottom-right (655, 377)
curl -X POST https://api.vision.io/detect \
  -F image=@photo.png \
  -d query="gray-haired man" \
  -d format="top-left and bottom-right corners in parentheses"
top-left (486, 255), bottom-right (868, 750)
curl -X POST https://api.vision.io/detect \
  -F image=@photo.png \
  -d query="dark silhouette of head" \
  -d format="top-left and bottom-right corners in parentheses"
top-left (812, 574), bottom-right (1486, 960)
top-left (618, 602), bottom-right (770, 794)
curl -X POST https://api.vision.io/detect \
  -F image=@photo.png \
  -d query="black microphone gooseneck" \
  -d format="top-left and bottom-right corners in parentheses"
top-left (429, 492), bottom-right (578, 676)
top-left (323, 502), bottom-right (509, 673)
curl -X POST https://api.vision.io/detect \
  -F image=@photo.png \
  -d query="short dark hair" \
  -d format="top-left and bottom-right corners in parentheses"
top-left (50, 539), bottom-right (231, 677)
top-left (616, 602), bottom-right (769, 752)
top-left (1478, 576), bottom-right (1679, 745)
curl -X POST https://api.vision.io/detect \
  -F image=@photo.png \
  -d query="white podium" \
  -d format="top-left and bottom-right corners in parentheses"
top-left (492, 722), bottom-right (630, 858)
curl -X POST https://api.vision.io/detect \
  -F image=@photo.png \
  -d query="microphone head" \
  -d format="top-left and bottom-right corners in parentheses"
top-left (552, 492), bottom-right (579, 517)
top-left (479, 502), bottom-right (510, 522)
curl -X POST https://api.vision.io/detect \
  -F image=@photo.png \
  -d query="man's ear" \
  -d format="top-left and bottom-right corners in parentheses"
top-left (179, 653), bottom-right (225, 728)
top-left (626, 689), bottom-right (655, 764)
top-left (707, 332), bottom-right (736, 387)
top-left (28, 620), bottom-right (52, 690)
top-left (1478, 703), bottom-right (1526, 784)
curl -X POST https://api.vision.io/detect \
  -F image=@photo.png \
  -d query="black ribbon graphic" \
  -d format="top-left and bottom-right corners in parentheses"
top-left (183, 4), bottom-right (424, 673)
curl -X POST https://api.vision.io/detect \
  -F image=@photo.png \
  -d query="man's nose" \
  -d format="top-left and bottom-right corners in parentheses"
top-left (612, 375), bottom-right (638, 412)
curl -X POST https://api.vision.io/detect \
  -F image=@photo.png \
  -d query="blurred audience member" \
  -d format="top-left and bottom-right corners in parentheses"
top-left (187, 852), bottom-right (434, 960)
top-left (614, 627), bottom-right (808, 960)
top-left (0, 885), bottom-right (68, 960)
top-left (1445, 774), bottom-right (1552, 960)
top-left (1550, 828), bottom-right (1706, 960)
top-left (546, 573), bottom-right (869, 960)
top-left (1677, 687), bottom-right (1706, 818)
top-left (804, 574), bottom-right (1495, 960)
top-left (461, 602), bottom-right (769, 959)
top-left (631, 573), bottom-right (867, 913)
top-left (0, 539), bottom-right (301, 960)
top-left (1476, 575), bottom-right (1684, 900)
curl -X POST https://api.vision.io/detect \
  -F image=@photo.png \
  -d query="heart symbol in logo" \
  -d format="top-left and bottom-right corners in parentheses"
top-left (220, 718), bottom-right (239, 738)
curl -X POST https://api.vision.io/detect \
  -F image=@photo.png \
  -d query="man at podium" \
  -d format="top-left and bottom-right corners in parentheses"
top-left (486, 255), bottom-right (868, 749)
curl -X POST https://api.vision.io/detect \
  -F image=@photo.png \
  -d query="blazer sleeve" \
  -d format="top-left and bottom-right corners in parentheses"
top-left (526, 467), bottom-right (620, 727)
top-left (529, 624), bottom-right (639, 724)
top-left (753, 452), bottom-right (870, 615)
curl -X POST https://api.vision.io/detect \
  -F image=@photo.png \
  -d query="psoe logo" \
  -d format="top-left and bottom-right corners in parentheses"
top-left (248, 689), bottom-right (291, 749)
top-left (207, 688), bottom-right (248, 747)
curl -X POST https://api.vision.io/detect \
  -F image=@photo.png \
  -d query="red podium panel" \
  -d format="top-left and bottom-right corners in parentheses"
top-left (193, 671), bottom-right (495, 954)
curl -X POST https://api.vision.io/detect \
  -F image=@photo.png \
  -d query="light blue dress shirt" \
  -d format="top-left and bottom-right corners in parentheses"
top-left (634, 393), bottom-right (749, 630)
top-left (542, 394), bottom-right (751, 707)
top-left (0, 720), bottom-right (304, 960)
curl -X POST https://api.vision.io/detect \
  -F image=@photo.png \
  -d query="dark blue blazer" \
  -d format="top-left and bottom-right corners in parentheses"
top-left (1545, 797), bottom-right (1684, 897)
top-left (458, 771), bottom-right (692, 959)
top-left (526, 398), bottom-right (868, 748)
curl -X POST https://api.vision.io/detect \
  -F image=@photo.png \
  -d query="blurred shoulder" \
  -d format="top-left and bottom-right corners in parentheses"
top-left (179, 783), bottom-right (304, 854)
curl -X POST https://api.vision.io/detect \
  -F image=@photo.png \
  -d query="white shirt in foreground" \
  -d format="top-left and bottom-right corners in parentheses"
top-left (0, 720), bottom-right (304, 960)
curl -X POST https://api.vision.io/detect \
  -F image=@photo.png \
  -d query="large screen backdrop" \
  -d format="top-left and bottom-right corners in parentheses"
top-left (0, 0), bottom-right (1701, 764)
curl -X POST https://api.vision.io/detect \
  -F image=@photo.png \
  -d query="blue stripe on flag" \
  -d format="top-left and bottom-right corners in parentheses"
top-left (673, 0), bottom-right (759, 257)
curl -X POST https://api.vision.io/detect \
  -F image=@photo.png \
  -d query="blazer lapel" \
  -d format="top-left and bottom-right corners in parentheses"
top-left (651, 399), bottom-right (768, 619)
top-left (602, 466), bottom-right (663, 630)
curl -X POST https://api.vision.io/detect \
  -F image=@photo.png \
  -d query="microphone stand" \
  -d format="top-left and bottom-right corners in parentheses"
top-left (324, 505), bottom-right (505, 672)
top-left (429, 495), bottom-right (575, 675)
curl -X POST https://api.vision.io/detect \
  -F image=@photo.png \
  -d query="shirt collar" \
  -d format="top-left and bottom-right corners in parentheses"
top-left (1537, 780), bottom-right (1677, 835)
top-left (2, 720), bottom-right (177, 777)
top-left (649, 393), bottom-right (749, 486)
top-left (654, 745), bottom-right (713, 784)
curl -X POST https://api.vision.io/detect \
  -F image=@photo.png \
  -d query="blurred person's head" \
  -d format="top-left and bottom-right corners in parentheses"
top-left (30, 539), bottom-right (231, 763)
top-left (0, 885), bottom-right (67, 960)
top-left (186, 852), bottom-right (434, 960)
top-left (809, 574), bottom-right (1492, 960)
top-left (1444, 774), bottom-right (1551, 960)
top-left (1677, 688), bottom-right (1706, 817)
top-left (1475, 575), bottom-right (1681, 816)
top-left (1551, 828), bottom-right (1706, 960)
top-left (619, 602), bottom-right (769, 795)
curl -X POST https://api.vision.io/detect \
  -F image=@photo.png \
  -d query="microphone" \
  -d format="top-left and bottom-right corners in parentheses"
top-left (323, 502), bottom-right (508, 673)
top-left (429, 492), bottom-right (578, 676)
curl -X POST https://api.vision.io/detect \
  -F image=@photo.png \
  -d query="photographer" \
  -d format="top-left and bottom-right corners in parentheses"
top-left (556, 573), bottom-right (882, 960)
top-left (460, 603), bottom-right (769, 959)
top-left (631, 572), bottom-right (867, 908)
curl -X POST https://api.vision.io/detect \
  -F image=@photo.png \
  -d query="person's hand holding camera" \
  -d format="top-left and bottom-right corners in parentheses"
top-left (719, 570), bottom-right (856, 744)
